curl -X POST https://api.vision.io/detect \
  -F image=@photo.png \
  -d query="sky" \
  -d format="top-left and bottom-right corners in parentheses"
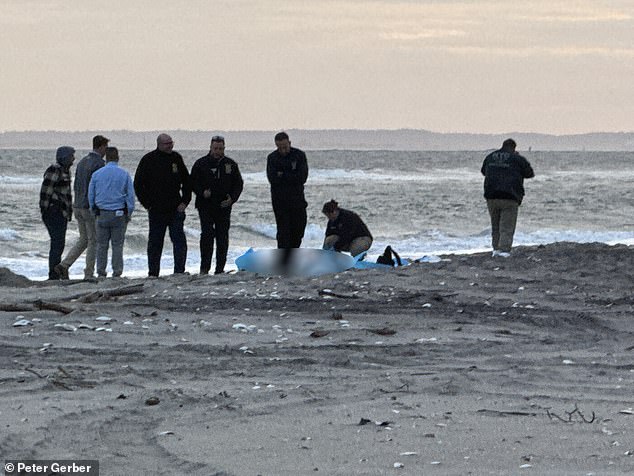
top-left (1, 0), bottom-right (633, 134)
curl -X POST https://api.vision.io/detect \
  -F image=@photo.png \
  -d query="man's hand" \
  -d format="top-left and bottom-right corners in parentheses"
top-left (177, 202), bottom-right (187, 213)
top-left (203, 189), bottom-right (212, 199)
top-left (220, 195), bottom-right (233, 208)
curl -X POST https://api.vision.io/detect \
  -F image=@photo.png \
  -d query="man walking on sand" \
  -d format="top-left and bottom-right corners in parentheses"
top-left (56, 135), bottom-right (108, 279)
top-left (134, 133), bottom-right (191, 277)
top-left (481, 138), bottom-right (534, 257)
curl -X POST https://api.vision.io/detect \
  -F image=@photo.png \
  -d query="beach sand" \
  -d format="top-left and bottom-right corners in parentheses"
top-left (1, 242), bottom-right (633, 475)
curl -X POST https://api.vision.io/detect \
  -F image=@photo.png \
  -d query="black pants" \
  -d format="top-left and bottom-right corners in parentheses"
top-left (198, 206), bottom-right (231, 273)
top-left (273, 205), bottom-right (307, 249)
top-left (42, 207), bottom-right (68, 279)
top-left (147, 210), bottom-right (187, 276)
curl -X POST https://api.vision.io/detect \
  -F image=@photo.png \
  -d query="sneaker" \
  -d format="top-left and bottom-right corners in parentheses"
top-left (496, 251), bottom-right (511, 258)
top-left (54, 264), bottom-right (69, 280)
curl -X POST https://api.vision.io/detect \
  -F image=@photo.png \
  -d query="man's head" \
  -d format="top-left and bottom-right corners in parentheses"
top-left (322, 199), bottom-right (340, 220)
top-left (502, 138), bottom-right (517, 152)
top-left (105, 146), bottom-right (119, 163)
top-left (56, 146), bottom-right (76, 168)
top-left (93, 135), bottom-right (109, 157)
top-left (210, 135), bottom-right (225, 159)
top-left (157, 134), bottom-right (174, 153)
top-left (274, 131), bottom-right (291, 157)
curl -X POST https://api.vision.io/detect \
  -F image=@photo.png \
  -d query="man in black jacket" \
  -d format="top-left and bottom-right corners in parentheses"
top-left (481, 138), bottom-right (534, 257)
top-left (266, 132), bottom-right (309, 249)
top-left (190, 135), bottom-right (244, 274)
top-left (134, 133), bottom-right (192, 276)
top-left (322, 200), bottom-right (373, 257)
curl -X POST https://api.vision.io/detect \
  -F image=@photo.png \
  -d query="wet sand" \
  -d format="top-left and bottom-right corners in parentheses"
top-left (1, 242), bottom-right (633, 475)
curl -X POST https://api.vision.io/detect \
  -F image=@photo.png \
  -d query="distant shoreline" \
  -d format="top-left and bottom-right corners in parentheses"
top-left (1, 129), bottom-right (633, 151)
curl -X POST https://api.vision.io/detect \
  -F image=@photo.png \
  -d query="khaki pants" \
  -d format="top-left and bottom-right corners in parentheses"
top-left (324, 235), bottom-right (373, 257)
top-left (61, 207), bottom-right (97, 278)
top-left (486, 199), bottom-right (519, 252)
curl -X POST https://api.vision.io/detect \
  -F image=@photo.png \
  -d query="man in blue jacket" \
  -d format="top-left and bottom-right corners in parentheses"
top-left (89, 147), bottom-right (135, 278)
top-left (481, 138), bottom-right (534, 257)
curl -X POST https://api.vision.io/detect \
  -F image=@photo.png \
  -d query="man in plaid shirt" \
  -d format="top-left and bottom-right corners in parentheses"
top-left (40, 146), bottom-right (75, 280)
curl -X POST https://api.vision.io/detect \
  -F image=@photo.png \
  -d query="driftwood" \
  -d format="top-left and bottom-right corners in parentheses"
top-left (75, 283), bottom-right (145, 303)
top-left (33, 300), bottom-right (75, 314)
top-left (0, 303), bottom-right (35, 312)
top-left (318, 289), bottom-right (358, 299)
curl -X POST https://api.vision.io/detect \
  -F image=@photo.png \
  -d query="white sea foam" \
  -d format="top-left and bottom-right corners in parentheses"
top-left (0, 176), bottom-right (41, 185)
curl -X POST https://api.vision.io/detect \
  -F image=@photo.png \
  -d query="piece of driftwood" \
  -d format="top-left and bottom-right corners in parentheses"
top-left (0, 303), bottom-right (35, 312)
top-left (76, 283), bottom-right (145, 303)
top-left (33, 300), bottom-right (75, 314)
top-left (318, 289), bottom-right (358, 299)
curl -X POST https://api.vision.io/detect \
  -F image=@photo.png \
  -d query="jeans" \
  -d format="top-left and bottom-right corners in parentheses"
top-left (273, 205), bottom-right (307, 249)
top-left (198, 206), bottom-right (231, 274)
top-left (147, 210), bottom-right (187, 276)
top-left (42, 206), bottom-right (68, 279)
top-left (62, 207), bottom-right (97, 278)
top-left (95, 210), bottom-right (127, 277)
top-left (486, 199), bottom-right (519, 252)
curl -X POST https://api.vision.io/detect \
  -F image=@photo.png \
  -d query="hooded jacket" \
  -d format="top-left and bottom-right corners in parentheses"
top-left (39, 155), bottom-right (73, 220)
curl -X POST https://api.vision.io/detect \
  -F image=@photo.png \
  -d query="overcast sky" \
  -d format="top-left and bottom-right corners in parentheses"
top-left (1, 0), bottom-right (633, 134)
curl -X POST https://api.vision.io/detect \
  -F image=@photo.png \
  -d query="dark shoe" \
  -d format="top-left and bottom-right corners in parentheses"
top-left (199, 268), bottom-right (210, 275)
top-left (54, 264), bottom-right (69, 280)
top-left (214, 269), bottom-right (224, 275)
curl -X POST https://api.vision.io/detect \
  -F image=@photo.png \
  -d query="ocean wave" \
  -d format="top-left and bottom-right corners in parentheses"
top-left (0, 229), bottom-right (20, 241)
top-left (0, 176), bottom-right (41, 185)
top-left (242, 168), bottom-right (477, 184)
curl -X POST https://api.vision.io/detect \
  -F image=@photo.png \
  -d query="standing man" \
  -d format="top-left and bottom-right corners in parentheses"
top-left (266, 131), bottom-right (309, 249)
top-left (481, 138), bottom-right (534, 257)
top-left (39, 146), bottom-right (75, 280)
top-left (134, 133), bottom-right (191, 277)
top-left (89, 147), bottom-right (135, 278)
top-left (190, 135), bottom-right (243, 275)
top-left (57, 135), bottom-right (108, 280)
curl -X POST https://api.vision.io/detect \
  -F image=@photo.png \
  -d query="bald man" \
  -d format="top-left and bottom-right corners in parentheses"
top-left (134, 133), bottom-right (192, 276)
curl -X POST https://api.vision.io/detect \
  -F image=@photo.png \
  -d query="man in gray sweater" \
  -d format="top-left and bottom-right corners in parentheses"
top-left (56, 135), bottom-right (108, 279)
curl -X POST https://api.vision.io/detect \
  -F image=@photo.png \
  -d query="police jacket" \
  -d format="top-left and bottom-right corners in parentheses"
top-left (190, 154), bottom-right (244, 209)
top-left (266, 147), bottom-right (308, 208)
top-left (325, 208), bottom-right (372, 251)
top-left (481, 149), bottom-right (534, 204)
top-left (134, 149), bottom-right (192, 213)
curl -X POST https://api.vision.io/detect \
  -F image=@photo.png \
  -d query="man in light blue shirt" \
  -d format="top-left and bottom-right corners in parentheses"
top-left (89, 147), bottom-right (135, 277)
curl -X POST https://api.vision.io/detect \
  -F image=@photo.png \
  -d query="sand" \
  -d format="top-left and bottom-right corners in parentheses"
top-left (1, 242), bottom-right (633, 475)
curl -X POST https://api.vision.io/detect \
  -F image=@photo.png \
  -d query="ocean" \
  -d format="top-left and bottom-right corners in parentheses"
top-left (1, 148), bottom-right (633, 280)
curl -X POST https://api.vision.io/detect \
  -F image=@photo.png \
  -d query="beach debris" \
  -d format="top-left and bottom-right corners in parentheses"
top-left (399, 452), bottom-right (418, 456)
top-left (318, 288), bottom-right (358, 299)
top-left (232, 323), bottom-right (257, 332)
top-left (358, 418), bottom-right (392, 427)
top-left (95, 316), bottom-right (112, 322)
top-left (369, 327), bottom-right (396, 336)
top-left (239, 346), bottom-right (255, 354)
top-left (310, 330), bottom-right (330, 338)
top-left (117, 394), bottom-right (127, 399)
top-left (76, 283), bottom-right (144, 303)
top-left (393, 462), bottom-right (404, 469)
top-left (619, 408), bottom-right (633, 415)
top-left (519, 464), bottom-right (533, 469)
top-left (33, 300), bottom-right (74, 314)
top-left (54, 323), bottom-right (77, 332)
top-left (430, 461), bottom-right (441, 465)
top-left (13, 319), bottom-right (32, 327)
top-left (415, 337), bottom-right (438, 343)
top-left (331, 311), bottom-right (343, 320)
top-left (547, 404), bottom-right (595, 423)
top-left (77, 324), bottom-right (95, 330)
top-left (158, 431), bottom-right (175, 436)
top-left (95, 327), bottom-right (113, 332)
top-left (123, 321), bottom-right (134, 325)
top-left (562, 359), bottom-right (574, 365)
top-left (145, 396), bottom-right (160, 406)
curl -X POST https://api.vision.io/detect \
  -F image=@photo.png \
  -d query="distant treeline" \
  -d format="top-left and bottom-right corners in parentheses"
top-left (1, 129), bottom-right (633, 151)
